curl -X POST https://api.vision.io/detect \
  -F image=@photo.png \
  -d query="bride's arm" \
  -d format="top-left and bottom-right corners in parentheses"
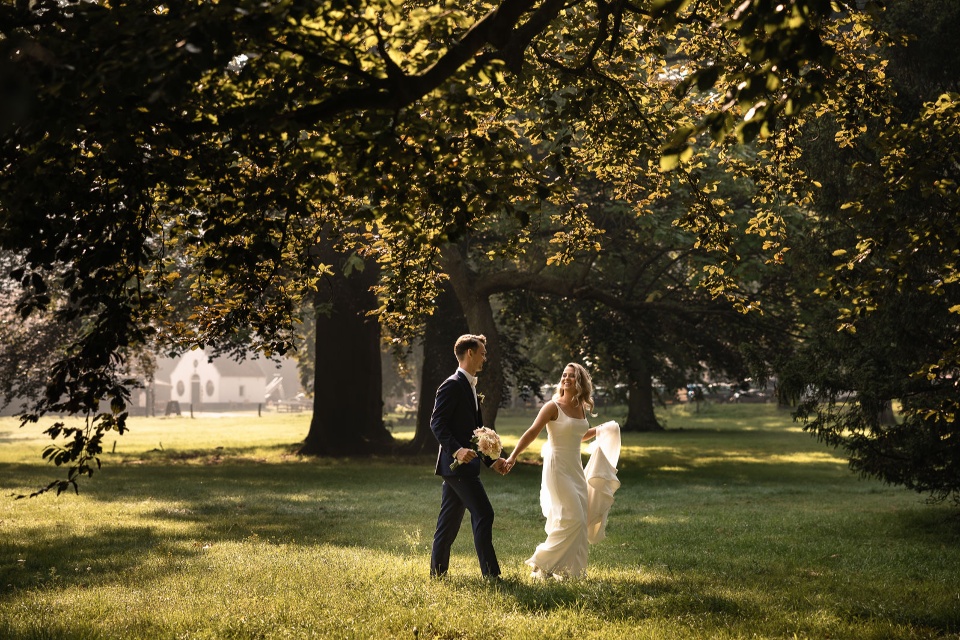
top-left (505, 401), bottom-right (558, 466)
top-left (581, 427), bottom-right (597, 442)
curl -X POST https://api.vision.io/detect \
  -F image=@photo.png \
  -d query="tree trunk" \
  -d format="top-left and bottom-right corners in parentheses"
top-left (299, 252), bottom-right (393, 455)
top-left (623, 344), bottom-right (663, 432)
top-left (406, 282), bottom-right (467, 453)
top-left (441, 244), bottom-right (504, 428)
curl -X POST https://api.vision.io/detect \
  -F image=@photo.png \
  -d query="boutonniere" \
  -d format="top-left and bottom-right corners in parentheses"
top-left (477, 392), bottom-right (485, 405)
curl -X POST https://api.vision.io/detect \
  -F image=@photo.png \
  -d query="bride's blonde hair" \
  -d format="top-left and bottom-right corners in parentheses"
top-left (553, 362), bottom-right (596, 416)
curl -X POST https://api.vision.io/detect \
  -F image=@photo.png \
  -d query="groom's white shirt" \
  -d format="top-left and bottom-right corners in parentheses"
top-left (457, 366), bottom-right (479, 410)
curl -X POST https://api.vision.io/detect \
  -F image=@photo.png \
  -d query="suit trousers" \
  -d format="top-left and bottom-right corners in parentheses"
top-left (430, 475), bottom-right (500, 578)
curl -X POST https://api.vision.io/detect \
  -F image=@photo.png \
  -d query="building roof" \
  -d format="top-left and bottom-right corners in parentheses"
top-left (208, 356), bottom-right (267, 378)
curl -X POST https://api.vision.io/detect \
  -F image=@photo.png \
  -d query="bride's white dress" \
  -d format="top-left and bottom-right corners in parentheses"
top-left (526, 408), bottom-right (621, 579)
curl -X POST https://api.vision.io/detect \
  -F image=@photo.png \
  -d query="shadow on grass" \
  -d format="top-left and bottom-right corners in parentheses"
top-left (495, 573), bottom-right (684, 613)
top-left (1, 458), bottom-right (456, 592)
top-left (0, 521), bottom-right (197, 597)
top-left (440, 571), bottom-right (751, 628)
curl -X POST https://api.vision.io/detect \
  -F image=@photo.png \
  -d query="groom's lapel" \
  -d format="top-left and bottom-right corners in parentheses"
top-left (455, 372), bottom-right (481, 423)
top-left (454, 371), bottom-right (472, 399)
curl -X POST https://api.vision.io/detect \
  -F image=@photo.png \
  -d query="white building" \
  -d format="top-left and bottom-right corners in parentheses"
top-left (168, 349), bottom-right (268, 411)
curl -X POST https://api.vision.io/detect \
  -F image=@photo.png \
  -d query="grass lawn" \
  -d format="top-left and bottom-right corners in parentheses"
top-left (1, 403), bottom-right (958, 639)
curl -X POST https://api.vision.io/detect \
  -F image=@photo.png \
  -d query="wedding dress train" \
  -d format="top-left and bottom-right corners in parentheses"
top-left (526, 409), bottom-right (621, 579)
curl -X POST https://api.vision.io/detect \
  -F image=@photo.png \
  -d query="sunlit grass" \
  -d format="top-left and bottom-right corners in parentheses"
top-left (1, 404), bottom-right (958, 639)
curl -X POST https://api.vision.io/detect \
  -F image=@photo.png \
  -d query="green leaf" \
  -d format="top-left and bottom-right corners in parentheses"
top-left (660, 152), bottom-right (681, 172)
top-left (695, 66), bottom-right (720, 92)
top-left (651, 0), bottom-right (693, 17)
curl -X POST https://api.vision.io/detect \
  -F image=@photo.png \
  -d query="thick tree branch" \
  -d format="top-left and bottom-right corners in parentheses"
top-left (491, 0), bottom-right (569, 71)
top-left (473, 265), bottom-right (733, 319)
top-left (285, 0), bottom-right (564, 123)
top-left (270, 39), bottom-right (381, 86)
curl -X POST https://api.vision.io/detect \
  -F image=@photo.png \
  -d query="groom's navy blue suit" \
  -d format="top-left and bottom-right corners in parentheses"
top-left (430, 370), bottom-right (501, 578)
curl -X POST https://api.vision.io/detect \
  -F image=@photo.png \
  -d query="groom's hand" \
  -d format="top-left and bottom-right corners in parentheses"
top-left (454, 448), bottom-right (477, 464)
top-left (492, 459), bottom-right (508, 475)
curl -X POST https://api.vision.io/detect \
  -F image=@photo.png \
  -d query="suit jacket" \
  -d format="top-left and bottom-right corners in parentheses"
top-left (431, 371), bottom-right (491, 477)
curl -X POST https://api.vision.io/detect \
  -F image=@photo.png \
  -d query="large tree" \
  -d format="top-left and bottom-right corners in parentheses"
top-left (468, 170), bottom-right (783, 432)
top-left (406, 282), bottom-right (468, 454)
top-left (301, 246), bottom-right (393, 455)
top-left (771, 0), bottom-right (960, 504)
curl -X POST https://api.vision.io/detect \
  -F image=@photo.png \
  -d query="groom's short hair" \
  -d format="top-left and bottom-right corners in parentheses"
top-left (454, 334), bottom-right (486, 359)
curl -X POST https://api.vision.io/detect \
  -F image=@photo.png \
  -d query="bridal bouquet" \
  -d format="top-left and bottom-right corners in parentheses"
top-left (450, 427), bottom-right (502, 470)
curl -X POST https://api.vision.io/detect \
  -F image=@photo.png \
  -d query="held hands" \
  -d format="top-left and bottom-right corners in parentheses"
top-left (497, 455), bottom-right (517, 475)
top-left (454, 448), bottom-right (515, 476)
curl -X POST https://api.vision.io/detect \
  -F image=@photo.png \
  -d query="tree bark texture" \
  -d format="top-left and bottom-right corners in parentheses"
top-left (440, 244), bottom-right (505, 429)
top-left (624, 343), bottom-right (663, 432)
top-left (299, 251), bottom-right (393, 455)
top-left (406, 282), bottom-right (468, 453)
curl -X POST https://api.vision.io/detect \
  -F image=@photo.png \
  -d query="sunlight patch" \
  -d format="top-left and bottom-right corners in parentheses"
top-left (692, 451), bottom-right (846, 466)
top-left (638, 515), bottom-right (690, 525)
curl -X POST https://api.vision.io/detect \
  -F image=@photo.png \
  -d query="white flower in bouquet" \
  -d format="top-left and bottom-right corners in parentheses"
top-left (473, 427), bottom-right (502, 459)
top-left (449, 427), bottom-right (502, 470)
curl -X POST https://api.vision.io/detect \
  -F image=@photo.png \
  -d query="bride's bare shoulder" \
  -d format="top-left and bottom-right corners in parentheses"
top-left (541, 399), bottom-right (560, 421)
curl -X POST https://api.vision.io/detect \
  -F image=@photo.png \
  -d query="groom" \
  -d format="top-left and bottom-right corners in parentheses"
top-left (430, 334), bottom-right (508, 580)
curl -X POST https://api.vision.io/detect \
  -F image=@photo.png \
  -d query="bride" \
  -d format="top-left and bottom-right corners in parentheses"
top-left (504, 363), bottom-right (621, 579)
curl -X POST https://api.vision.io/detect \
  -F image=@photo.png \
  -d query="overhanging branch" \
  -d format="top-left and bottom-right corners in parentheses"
top-left (285, 0), bottom-right (563, 124)
top-left (474, 266), bottom-right (735, 319)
